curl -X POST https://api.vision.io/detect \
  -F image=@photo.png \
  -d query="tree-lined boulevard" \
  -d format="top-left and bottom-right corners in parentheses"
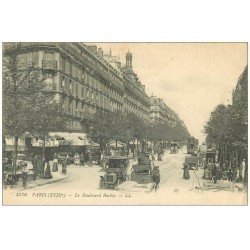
top-left (2, 43), bottom-right (247, 205)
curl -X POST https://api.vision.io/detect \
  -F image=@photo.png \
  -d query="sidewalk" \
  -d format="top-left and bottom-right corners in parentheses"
top-left (21, 171), bottom-right (68, 191)
top-left (194, 167), bottom-right (245, 193)
top-left (4, 167), bottom-right (68, 191)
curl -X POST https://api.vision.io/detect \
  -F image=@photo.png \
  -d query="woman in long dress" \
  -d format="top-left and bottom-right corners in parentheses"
top-left (44, 162), bottom-right (53, 179)
top-left (183, 163), bottom-right (190, 180)
top-left (52, 158), bottom-right (58, 172)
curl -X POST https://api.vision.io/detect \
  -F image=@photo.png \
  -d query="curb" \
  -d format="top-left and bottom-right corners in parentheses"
top-left (20, 175), bottom-right (68, 191)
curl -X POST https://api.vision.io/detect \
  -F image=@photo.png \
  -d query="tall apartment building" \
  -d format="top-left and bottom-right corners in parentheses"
top-left (10, 43), bottom-right (150, 131)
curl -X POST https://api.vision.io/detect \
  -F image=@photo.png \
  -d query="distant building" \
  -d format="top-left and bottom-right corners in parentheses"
top-left (150, 95), bottom-right (179, 127)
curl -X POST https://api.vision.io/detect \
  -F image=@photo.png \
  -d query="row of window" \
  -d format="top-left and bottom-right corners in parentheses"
top-left (60, 75), bottom-right (123, 106)
top-left (61, 98), bottom-right (97, 115)
top-left (18, 51), bottom-right (55, 68)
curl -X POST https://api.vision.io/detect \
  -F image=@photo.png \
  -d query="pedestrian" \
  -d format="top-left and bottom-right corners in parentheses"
top-left (36, 155), bottom-right (43, 178)
top-left (41, 156), bottom-right (46, 177)
top-left (157, 153), bottom-right (162, 161)
top-left (21, 163), bottom-right (28, 188)
top-left (5, 173), bottom-right (14, 188)
top-left (151, 153), bottom-right (155, 161)
top-left (74, 153), bottom-right (80, 166)
top-left (52, 158), bottom-right (58, 172)
top-left (32, 154), bottom-right (37, 180)
top-left (234, 167), bottom-right (240, 182)
top-left (44, 162), bottom-right (53, 179)
top-left (211, 164), bottom-right (217, 184)
top-left (183, 163), bottom-right (190, 180)
top-left (62, 157), bottom-right (67, 174)
top-left (152, 166), bottom-right (160, 191)
top-left (240, 159), bottom-right (246, 182)
top-left (80, 153), bottom-right (85, 166)
top-left (66, 154), bottom-right (71, 165)
top-left (85, 152), bottom-right (90, 162)
top-left (103, 154), bottom-right (107, 170)
top-left (227, 168), bottom-right (233, 182)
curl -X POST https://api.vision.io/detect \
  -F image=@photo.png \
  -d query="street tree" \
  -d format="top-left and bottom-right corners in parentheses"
top-left (3, 43), bottom-right (46, 173)
top-left (30, 91), bottom-right (68, 160)
top-left (3, 42), bottom-right (69, 173)
top-left (204, 104), bottom-right (231, 147)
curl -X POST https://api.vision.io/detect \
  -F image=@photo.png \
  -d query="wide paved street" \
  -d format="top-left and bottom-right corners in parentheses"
top-left (4, 149), bottom-right (247, 205)
top-left (30, 148), bottom-right (201, 194)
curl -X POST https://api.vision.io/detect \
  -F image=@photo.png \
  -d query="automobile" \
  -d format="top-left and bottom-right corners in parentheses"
top-left (170, 141), bottom-right (179, 154)
top-left (131, 162), bottom-right (154, 184)
top-left (99, 156), bottom-right (130, 189)
top-left (184, 155), bottom-right (198, 170)
top-left (118, 153), bottom-right (157, 192)
top-left (131, 153), bottom-right (155, 183)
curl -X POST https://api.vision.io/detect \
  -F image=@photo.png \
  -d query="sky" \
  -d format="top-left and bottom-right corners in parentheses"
top-left (93, 43), bottom-right (247, 142)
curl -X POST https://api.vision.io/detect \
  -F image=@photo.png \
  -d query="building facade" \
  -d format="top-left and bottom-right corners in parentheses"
top-left (14, 43), bottom-right (150, 131)
top-left (150, 95), bottom-right (180, 127)
top-left (122, 51), bottom-right (150, 121)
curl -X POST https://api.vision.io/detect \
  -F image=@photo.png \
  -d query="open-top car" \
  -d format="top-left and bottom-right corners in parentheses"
top-left (99, 156), bottom-right (130, 189)
top-left (118, 153), bottom-right (157, 192)
top-left (131, 163), bottom-right (153, 184)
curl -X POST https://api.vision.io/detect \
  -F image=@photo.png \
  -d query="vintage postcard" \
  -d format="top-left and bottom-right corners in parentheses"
top-left (2, 42), bottom-right (248, 205)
